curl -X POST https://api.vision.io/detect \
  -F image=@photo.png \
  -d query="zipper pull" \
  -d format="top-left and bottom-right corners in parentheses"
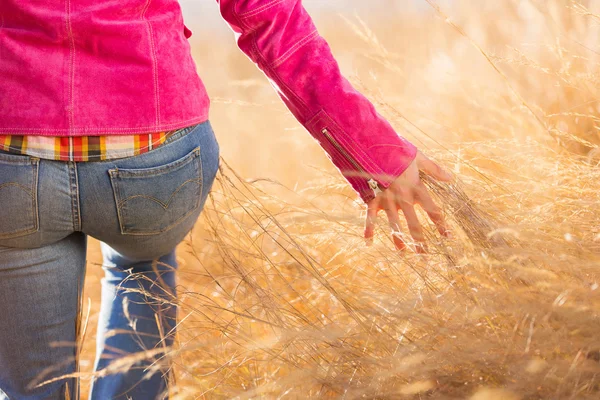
top-left (368, 179), bottom-right (382, 196)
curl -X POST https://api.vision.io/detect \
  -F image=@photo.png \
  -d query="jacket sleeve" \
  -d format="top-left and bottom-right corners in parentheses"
top-left (216, 0), bottom-right (417, 203)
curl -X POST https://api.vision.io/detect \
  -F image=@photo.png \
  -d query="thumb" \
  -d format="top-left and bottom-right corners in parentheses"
top-left (417, 151), bottom-right (452, 182)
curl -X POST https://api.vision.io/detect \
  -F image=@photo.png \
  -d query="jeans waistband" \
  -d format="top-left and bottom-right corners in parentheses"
top-left (163, 123), bottom-right (202, 146)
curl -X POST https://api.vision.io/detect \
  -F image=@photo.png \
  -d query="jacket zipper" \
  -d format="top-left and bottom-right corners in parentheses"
top-left (321, 128), bottom-right (382, 197)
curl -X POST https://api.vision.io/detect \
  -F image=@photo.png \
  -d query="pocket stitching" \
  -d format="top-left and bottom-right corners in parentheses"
top-left (115, 178), bottom-right (202, 210)
top-left (0, 182), bottom-right (35, 195)
top-left (109, 148), bottom-right (203, 236)
top-left (0, 158), bottom-right (40, 239)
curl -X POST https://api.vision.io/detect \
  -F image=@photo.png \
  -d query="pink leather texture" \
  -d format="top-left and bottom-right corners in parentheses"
top-left (0, 0), bottom-right (417, 201)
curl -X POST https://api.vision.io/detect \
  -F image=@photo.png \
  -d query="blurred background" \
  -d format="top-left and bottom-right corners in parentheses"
top-left (79, 1), bottom-right (600, 398)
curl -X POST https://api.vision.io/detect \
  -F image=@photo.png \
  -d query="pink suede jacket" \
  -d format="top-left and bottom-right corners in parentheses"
top-left (0, 0), bottom-right (417, 202)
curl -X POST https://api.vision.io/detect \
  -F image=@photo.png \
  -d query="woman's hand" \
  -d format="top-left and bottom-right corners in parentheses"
top-left (364, 151), bottom-right (453, 252)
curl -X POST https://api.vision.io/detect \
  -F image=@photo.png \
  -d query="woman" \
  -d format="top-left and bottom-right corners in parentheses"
top-left (0, 0), bottom-right (451, 399)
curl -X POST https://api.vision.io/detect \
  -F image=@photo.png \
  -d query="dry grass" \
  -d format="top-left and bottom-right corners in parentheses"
top-left (77, 1), bottom-right (600, 398)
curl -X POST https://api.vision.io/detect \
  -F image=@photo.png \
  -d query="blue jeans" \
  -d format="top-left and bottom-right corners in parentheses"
top-left (0, 122), bottom-right (220, 400)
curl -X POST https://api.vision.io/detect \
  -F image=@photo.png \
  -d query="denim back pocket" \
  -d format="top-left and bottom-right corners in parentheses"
top-left (0, 153), bottom-right (40, 239)
top-left (108, 147), bottom-right (203, 236)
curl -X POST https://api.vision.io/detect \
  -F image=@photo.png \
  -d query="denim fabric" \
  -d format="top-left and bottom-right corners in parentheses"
top-left (0, 121), bottom-right (219, 400)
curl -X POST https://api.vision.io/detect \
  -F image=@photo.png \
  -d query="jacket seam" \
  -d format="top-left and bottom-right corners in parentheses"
top-left (305, 111), bottom-right (373, 197)
top-left (334, 153), bottom-right (371, 195)
top-left (272, 30), bottom-right (319, 68)
top-left (0, 116), bottom-right (206, 133)
top-left (232, 0), bottom-right (312, 119)
top-left (255, 39), bottom-right (311, 118)
top-left (238, 0), bottom-right (286, 18)
top-left (319, 111), bottom-right (386, 178)
top-left (305, 111), bottom-right (324, 131)
top-left (65, 0), bottom-right (76, 134)
top-left (141, 0), bottom-right (160, 130)
top-left (331, 124), bottom-right (384, 179)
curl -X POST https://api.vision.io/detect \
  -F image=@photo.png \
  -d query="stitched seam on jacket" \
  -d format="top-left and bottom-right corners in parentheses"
top-left (333, 125), bottom-right (385, 179)
top-left (272, 30), bottom-right (319, 68)
top-left (306, 112), bottom-right (371, 196)
top-left (338, 130), bottom-right (384, 177)
top-left (65, 0), bottom-right (76, 133)
top-left (232, 0), bottom-right (311, 118)
top-left (238, 0), bottom-right (286, 18)
top-left (365, 142), bottom-right (418, 182)
top-left (321, 112), bottom-right (386, 177)
top-left (141, 0), bottom-right (160, 130)
top-left (305, 111), bottom-right (323, 131)
top-left (253, 39), bottom-right (311, 117)
top-left (0, 116), bottom-right (207, 133)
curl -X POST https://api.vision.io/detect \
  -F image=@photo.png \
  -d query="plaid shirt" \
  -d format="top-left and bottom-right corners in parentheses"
top-left (0, 131), bottom-right (178, 162)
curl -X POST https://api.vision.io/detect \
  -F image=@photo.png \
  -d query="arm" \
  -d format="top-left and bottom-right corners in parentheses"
top-left (216, 0), bottom-right (451, 250)
top-left (216, 0), bottom-right (416, 203)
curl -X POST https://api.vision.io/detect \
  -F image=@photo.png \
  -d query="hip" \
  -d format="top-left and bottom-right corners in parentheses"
top-left (0, 121), bottom-right (220, 259)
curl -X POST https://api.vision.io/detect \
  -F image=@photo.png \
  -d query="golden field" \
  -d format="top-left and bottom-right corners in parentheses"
top-left (78, 1), bottom-right (600, 398)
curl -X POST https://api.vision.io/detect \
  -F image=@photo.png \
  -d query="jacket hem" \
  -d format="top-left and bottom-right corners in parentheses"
top-left (0, 115), bottom-right (209, 136)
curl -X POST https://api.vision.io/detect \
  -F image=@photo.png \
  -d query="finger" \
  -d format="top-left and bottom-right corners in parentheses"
top-left (364, 204), bottom-right (378, 246)
top-left (397, 198), bottom-right (427, 253)
top-left (416, 184), bottom-right (449, 237)
top-left (383, 198), bottom-right (406, 251)
top-left (417, 152), bottom-right (452, 182)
